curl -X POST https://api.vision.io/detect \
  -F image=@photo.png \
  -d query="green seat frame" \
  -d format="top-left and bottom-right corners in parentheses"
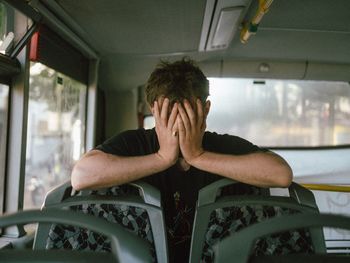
top-left (0, 209), bottom-right (152, 263)
top-left (33, 180), bottom-right (168, 263)
top-left (189, 178), bottom-right (326, 263)
top-left (214, 213), bottom-right (350, 263)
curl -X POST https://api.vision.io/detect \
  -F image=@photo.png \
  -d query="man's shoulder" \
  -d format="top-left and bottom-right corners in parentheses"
top-left (204, 131), bottom-right (241, 141)
top-left (115, 128), bottom-right (155, 138)
top-left (203, 130), bottom-right (261, 154)
top-left (96, 128), bottom-right (156, 155)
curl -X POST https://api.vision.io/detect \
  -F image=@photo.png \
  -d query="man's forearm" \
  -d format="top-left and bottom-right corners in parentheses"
top-left (188, 151), bottom-right (293, 188)
top-left (71, 150), bottom-right (170, 190)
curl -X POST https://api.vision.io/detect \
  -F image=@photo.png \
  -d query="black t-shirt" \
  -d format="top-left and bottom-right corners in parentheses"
top-left (95, 128), bottom-right (261, 262)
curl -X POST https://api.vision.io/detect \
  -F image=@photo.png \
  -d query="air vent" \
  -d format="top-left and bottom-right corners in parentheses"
top-left (199, 0), bottom-right (252, 51)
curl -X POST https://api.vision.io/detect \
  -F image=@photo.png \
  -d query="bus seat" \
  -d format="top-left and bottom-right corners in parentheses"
top-left (33, 180), bottom-right (167, 263)
top-left (189, 178), bottom-right (325, 263)
top-left (0, 209), bottom-right (152, 263)
top-left (214, 213), bottom-right (350, 263)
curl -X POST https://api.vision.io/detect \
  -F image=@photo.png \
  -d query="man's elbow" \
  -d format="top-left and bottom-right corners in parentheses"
top-left (71, 163), bottom-right (86, 191)
top-left (71, 150), bottom-right (102, 191)
top-left (276, 165), bottom-right (293, 188)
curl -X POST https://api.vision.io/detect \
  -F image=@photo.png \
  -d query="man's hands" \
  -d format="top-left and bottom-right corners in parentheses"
top-left (177, 99), bottom-right (206, 165)
top-left (153, 97), bottom-right (207, 168)
top-left (154, 98), bottom-right (179, 167)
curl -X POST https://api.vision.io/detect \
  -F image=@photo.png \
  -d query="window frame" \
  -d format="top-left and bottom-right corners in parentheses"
top-left (0, 81), bottom-right (9, 216)
top-left (1, 8), bottom-right (30, 237)
top-left (0, 0), bottom-right (98, 237)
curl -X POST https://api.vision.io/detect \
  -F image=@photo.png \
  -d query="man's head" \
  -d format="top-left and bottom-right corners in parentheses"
top-left (145, 58), bottom-right (209, 108)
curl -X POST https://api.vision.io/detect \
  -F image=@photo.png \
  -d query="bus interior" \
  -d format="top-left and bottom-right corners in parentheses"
top-left (0, 0), bottom-right (350, 262)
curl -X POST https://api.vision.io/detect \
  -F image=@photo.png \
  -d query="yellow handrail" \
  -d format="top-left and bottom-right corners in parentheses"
top-left (301, 184), bottom-right (350, 193)
top-left (240, 0), bottom-right (274, 43)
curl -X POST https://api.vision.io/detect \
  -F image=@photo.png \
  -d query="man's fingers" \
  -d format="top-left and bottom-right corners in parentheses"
top-left (183, 99), bottom-right (196, 127)
top-left (153, 101), bottom-right (160, 125)
top-left (196, 99), bottom-right (204, 129)
top-left (178, 103), bottom-right (191, 132)
top-left (168, 103), bottom-right (178, 129)
top-left (160, 98), bottom-right (169, 125)
top-left (177, 115), bottom-right (185, 141)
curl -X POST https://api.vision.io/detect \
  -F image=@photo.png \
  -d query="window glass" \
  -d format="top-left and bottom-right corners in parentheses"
top-left (0, 2), bottom-right (8, 53)
top-left (144, 115), bottom-right (155, 130)
top-left (207, 78), bottom-right (350, 147)
top-left (0, 1), bottom-right (12, 55)
top-left (0, 83), bottom-right (9, 214)
top-left (0, 2), bottom-right (6, 38)
top-left (143, 78), bottom-right (350, 147)
top-left (0, 1), bottom-right (32, 55)
top-left (24, 62), bottom-right (87, 209)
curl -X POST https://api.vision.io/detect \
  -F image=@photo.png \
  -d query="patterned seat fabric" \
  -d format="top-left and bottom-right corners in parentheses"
top-left (46, 185), bottom-right (156, 262)
top-left (201, 205), bottom-right (314, 263)
top-left (86, 184), bottom-right (140, 197)
top-left (219, 183), bottom-right (269, 198)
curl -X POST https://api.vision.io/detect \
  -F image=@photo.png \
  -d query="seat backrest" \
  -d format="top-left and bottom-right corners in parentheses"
top-left (0, 209), bottom-right (153, 263)
top-left (197, 178), bottom-right (318, 209)
top-left (34, 180), bottom-right (167, 263)
top-left (189, 179), bottom-right (325, 263)
top-left (214, 213), bottom-right (350, 263)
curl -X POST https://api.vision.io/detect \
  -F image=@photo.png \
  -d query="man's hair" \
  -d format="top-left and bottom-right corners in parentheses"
top-left (145, 58), bottom-right (209, 106)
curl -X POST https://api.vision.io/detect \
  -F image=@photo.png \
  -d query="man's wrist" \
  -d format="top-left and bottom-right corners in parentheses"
top-left (186, 150), bottom-right (206, 167)
top-left (155, 152), bottom-right (177, 169)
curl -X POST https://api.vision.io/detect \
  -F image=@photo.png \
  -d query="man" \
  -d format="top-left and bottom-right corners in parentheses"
top-left (71, 58), bottom-right (293, 262)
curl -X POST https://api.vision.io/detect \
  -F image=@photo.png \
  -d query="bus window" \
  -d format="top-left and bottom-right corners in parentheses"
top-left (0, 1), bottom-right (32, 56)
top-left (207, 78), bottom-right (350, 147)
top-left (24, 62), bottom-right (87, 209)
top-left (144, 115), bottom-right (155, 130)
top-left (143, 78), bottom-right (350, 147)
top-left (0, 83), bottom-right (9, 214)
